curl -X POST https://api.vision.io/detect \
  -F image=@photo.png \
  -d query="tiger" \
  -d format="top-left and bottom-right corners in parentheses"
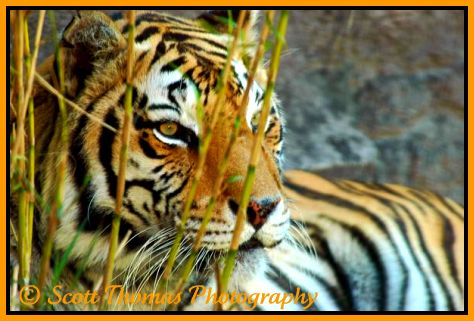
top-left (9, 10), bottom-right (464, 312)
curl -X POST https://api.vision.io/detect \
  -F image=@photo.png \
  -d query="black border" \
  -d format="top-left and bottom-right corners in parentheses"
top-left (6, 6), bottom-right (469, 316)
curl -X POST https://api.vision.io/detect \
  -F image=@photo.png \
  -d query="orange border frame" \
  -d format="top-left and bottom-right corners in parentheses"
top-left (1, 2), bottom-right (470, 320)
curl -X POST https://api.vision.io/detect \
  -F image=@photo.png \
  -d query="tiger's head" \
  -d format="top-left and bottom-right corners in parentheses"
top-left (37, 10), bottom-right (289, 289)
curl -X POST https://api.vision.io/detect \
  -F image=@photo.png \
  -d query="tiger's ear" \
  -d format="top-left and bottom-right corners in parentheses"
top-left (197, 10), bottom-right (260, 61)
top-left (59, 11), bottom-right (126, 97)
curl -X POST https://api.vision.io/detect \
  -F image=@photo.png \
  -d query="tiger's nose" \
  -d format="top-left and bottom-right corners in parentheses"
top-left (229, 198), bottom-right (280, 230)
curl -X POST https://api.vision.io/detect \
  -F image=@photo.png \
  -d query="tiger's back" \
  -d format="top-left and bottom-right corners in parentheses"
top-left (260, 170), bottom-right (463, 311)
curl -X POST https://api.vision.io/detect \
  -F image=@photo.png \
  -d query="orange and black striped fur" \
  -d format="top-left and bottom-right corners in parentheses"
top-left (12, 10), bottom-right (463, 311)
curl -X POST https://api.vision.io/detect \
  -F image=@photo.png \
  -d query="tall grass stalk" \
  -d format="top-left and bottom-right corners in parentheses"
top-left (22, 11), bottom-right (45, 121)
top-left (159, 11), bottom-right (247, 291)
top-left (220, 11), bottom-right (289, 293)
top-left (38, 10), bottom-right (67, 300)
top-left (11, 10), bottom-right (44, 171)
top-left (10, 264), bottom-right (19, 310)
top-left (12, 11), bottom-right (31, 298)
top-left (24, 11), bottom-right (45, 281)
top-left (171, 11), bottom-right (275, 296)
top-left (11, 10), bottom-right (24, 170)
top-left (214, 261), bottom-right (223, 311)
top-left (100, 10), bottom-right (136, 309)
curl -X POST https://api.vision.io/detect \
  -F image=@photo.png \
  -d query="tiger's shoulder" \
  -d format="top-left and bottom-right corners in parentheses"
top-left (281, 169), bottom-right (464, 310)
top-left (283, 169), bottom-right (463, 223)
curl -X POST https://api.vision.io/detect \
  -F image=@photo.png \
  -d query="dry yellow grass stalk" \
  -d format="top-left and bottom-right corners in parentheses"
top-left (38, 10), bottom-right (68, 303)
top-left (220, 10), bottom-right (289, 293)
top-left (100, 10), bottom-right (136, 309)
top-left (12, 11), bottom-right (31, 296)
top-left (171, 11), bottom-right (275, 297)
top-left (159, 10), bottom-right (248, 291)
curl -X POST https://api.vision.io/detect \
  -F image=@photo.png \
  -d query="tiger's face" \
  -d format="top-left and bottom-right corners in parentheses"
top-left (128, 57), bottom-right (288, 252)
top-left (44, 10), bottom-right (289, 284)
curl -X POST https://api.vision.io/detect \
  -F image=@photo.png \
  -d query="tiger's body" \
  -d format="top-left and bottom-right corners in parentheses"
top-left (10, 10), bottom-right (464, 311)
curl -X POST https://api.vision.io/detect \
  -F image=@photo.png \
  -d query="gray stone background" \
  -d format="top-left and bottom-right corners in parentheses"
top-left (25, 10), bottom-right (465, 204)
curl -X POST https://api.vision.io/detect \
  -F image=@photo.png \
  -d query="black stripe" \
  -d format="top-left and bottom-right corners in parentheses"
top-left (285, 181), bottom-right (405, 310)
top-left (373, 202), bottom-right (412, 310)
top-left (304, 223), bottom-right (356, 309)
top-left (442, 214), bottom-right (462, 295)
top-left (232, 68), bottom-right (244, 91)
top-left (199, 10), bottom-right (242, 26)
top-left (152, 163), bottom-right (166, 174)
top-left (150, 41), bottom-right (167, 68)
top-left (165, 176), bottom-right (190, 216)
top-left (137, 50), bottom-right (148, 63)
top-left (265, 120), bottom-right (277, 135)
top-left (161, 15), bottom-right (197, 27)
top-left (305, 227), bottom-right (354, 310)
top-left (330, 181), bottom-right (366, 196)
top-left (176, 41), bottom-right (227, 61)
top-left (193, 51), bottom-right (226, 69)
top-left (70, 105), bottom-right (101, 232)
top-left (136, 26), bottom-right (161, 43)
top-left (308, 181), bottom-right (435, 310)
top-left (135, 12), bottom-right (196, 28)
top-left (255, 90), bottom-right (264, 105)
top-left (394, 203), bottom-right (436, 309)
top-left (133, 115), bottom-right (152, 130)
top-left (408, 191), bottom-right (460, 309)
top-left (318, 215), bottom-right (386, 311)
top-left (167, 80), bottom-right (186, 108)
top-left (167, 25), bottom-right (208, 34)
top-left (433, 192), bottom-right (464, 220)
top-left (150, 186), bottom-right (168, 219)
top-left (202, 83), bottom-right (211, 106)
top-left (159, 171), bottom-right (176, 184)
top-left (161, 56), bottom-right (187, 73)
top-left (118, 87), bottom-right (138, 108)
top-left (123, 201), bottom-right (150, 226)
top-left (135, 13), bottom-right (167, 27)
top-left (351, 184), bottom-right (460, 308)
top-left (121, 23), bottom-right (130, 34)
top-left (68, 90), bottom-right (118, 233)
top-left (323, 182), bottom-right (412, 310)
top-left (139, 137), bottom-right (168, 159)
top-left (117, 216), bottom-right (149, 252)
top-left (183, 67), bottom-right (197, 84)
top-left (99, 108), bottom-right (119, 198)
top-left (148, 103), bottom-right (182, 115)
top-left (411, 190), bottom-right (463, 222)
top-left (267, 264), bottom-right (318, 311)
top-left (372, 183), bottom-right (429, 215)
top-left (123, 178), bottom-right (159, 224)
top-left (110, 12), bottom-right (123, 21)
top-left (69, 96), bottom-right (147, 253)
top-left (163, 32), bottom-right (227, 51)
top-left (137, 94), bottom-right (149, 110)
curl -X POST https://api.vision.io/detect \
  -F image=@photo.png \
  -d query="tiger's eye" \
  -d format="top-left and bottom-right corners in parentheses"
top-left (159, 122), bottom-right (178, 136)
